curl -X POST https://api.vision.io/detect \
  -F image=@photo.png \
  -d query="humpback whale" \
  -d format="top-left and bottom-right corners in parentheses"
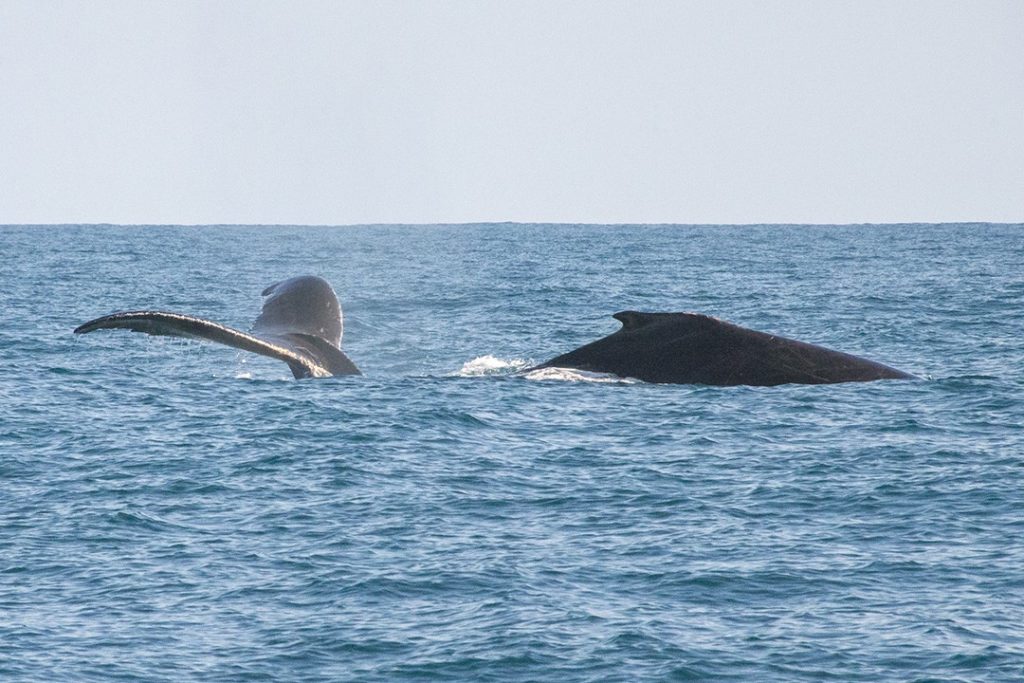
top-left (75, 276), bottom-right (912, 386)
top-left (74, 275), bottom-right (360, 378)
top-left (533, 311), bottom-right (913, 386)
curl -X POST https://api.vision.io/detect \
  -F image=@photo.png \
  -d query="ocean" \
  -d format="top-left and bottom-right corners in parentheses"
top-left (1, 223), bottom-right (1022, 681)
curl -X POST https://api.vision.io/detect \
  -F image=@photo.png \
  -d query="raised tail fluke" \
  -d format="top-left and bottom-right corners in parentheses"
top-left (73, 276), bottom-right (361, 379)
top-left (74, 311), bottom-right (341, 378)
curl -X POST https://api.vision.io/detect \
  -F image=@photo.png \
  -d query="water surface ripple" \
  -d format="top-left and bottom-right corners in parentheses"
top-left (1, 224), bottom-right (1023, 681)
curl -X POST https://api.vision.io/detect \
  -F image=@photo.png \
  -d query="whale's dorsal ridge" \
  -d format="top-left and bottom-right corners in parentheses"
top-left (612, 310), bottom-right (718, 332)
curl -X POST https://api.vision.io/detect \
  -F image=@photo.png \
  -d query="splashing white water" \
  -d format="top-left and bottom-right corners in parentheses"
top-left (522, 367), bottom-right (638, 384)
top-left (454, 355), bottom-right (532, 377)
top-left (455, 355), bottom-right (638, 383)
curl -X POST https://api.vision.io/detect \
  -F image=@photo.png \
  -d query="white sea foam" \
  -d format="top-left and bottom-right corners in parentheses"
top-left (454, 355), bottom-right (532, 377)
top-left (521, 366), bottom-right (637, 384)
top-left (456, 356), bottom-right (637, 383)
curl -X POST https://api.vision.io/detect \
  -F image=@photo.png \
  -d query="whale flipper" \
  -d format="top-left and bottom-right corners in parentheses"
top-left (74, 276), bottom-right (360, 379)
top-left (534, 311), bottom-right (913, 386)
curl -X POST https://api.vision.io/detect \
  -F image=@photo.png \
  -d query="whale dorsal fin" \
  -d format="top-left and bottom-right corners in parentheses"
top-left (613, 311), bottom-right (722, 333)
top-left (612, 311), bottom-right (654, 331)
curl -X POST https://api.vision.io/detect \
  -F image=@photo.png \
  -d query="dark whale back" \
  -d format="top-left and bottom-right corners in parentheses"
top-left (536, 311), bottom-right (913, 386)
top-left (74, 275), bottom-right (359, 379)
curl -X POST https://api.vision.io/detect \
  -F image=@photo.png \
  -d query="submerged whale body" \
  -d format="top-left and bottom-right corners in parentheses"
top-left (74, 275), bottom-right (360, 378)
top-left (534, 311), bottom-right (913, 386)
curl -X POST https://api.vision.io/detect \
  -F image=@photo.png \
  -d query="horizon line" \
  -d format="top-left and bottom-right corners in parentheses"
top-left (3, 220), bottom-right (1022, 228)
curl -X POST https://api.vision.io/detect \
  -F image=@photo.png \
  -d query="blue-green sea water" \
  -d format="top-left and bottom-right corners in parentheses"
top-left (2, 223), bottom-right (1023, 682)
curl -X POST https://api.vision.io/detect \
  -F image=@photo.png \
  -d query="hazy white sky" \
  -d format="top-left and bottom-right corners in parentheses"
top-left (1, 0), bottom-right (1021, 224)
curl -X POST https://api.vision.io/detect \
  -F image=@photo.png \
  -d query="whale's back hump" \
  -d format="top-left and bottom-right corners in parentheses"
top-left (537, 311), bottom-right (913, 386)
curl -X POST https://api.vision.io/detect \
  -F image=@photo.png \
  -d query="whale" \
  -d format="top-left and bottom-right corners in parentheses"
top-left (532, 311), bottom-right (913, 386)
top-left (74, 275), bottom-right (360, 378)
top-left (75, 276), bottom-right (913, 386)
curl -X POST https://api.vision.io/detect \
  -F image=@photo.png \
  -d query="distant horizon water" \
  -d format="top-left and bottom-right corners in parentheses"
top-left (5, 220), bottom-right (1023, 228)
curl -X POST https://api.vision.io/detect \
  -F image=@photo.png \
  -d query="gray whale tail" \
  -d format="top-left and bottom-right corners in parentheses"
top-left (533, 311), bottom-right (914, 386)
top-left (74, 275), bottom-right (360, 379)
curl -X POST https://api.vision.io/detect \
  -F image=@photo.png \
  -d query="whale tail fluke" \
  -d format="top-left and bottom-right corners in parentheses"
top-left (73, 276), bottom-right (360, 379)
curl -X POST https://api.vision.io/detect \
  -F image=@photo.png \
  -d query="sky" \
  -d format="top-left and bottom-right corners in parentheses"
top-left (1, 0), bottom-right (1022, 225)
